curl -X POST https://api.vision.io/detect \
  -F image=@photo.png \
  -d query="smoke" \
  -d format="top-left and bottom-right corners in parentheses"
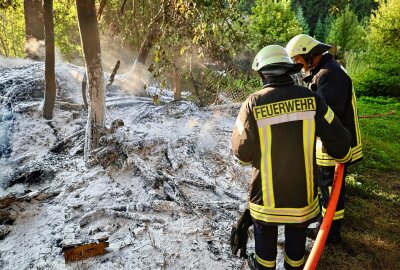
top-left (113, 60), bottom-right (152, 96)
top-left (100, 34), bottom-right (135, 74)
top-left (25, 38), bottom-right (45, 61)
top-left (197, 120), bottom-right (218, 152)
top-left (99, 33), bottom-right (152, 96)
top-left (0, 56), bottom-right (32, 70)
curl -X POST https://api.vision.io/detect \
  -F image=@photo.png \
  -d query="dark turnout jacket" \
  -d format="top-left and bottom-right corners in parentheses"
top-left (231, 74), bottom-right (351, 226)
top-left (305, 53), bottom-right (362, 166)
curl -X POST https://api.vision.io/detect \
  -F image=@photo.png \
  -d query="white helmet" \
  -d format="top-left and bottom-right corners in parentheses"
top-left (286, 34), bottom-right (331, 58)
top-left (252, 45), bottom-right (293, 71)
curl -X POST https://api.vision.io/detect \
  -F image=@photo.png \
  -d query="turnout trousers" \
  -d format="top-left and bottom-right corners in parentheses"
top-left (318, 165), bottom-right (348, 239)
top-left (253, 222), bottom-right (306, 270)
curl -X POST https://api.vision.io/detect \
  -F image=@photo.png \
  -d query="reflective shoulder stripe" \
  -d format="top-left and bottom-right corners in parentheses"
top-left (235, 117), bottom-right (245, 135)
top-left (324, 106), bottom-right (334, 124)
top-left (285, 254), bottom-right (305, 268)
top-left (256, 254), bottom-right (276, 268)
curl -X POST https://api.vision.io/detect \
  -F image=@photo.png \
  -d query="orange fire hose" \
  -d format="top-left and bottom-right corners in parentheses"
top-left (304, 163), bottom-right (345, 270)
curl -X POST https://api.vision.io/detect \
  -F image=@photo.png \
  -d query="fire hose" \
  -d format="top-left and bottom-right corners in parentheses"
top-left (304, 163), bottom-right (345, 270)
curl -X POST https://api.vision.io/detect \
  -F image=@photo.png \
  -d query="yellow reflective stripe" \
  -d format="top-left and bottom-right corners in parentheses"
top-left (250, 207), bottom-right (319, 223)
top-left (255, 254), bottom-right (276, 268)
top-left (266, 126), bottom-right (274, 207)
top-left (259, 126), bottom-right (275, 208)
top-left (322, 207), bottom-right (344, 220)
top-left (238, 159), bottom-right (252, 165)
top-left (303, 119), bottom-right (315, 204)
top-left (250, 197), bottom-right (319, 215)
top-left (335, 148), bottom-right (352, 163)
top-left (259, 127), bottom-right (268, 207)
top-left (284, 253), bottom-right (305, 267)
top-left (324, 106), bottom-right (334, 124)
top-left (352, 144), bottom-right (362, 153)
top-left (333, 209), bottom-right (344, 220)
top-left (317, 145), bottom-right (360, 166)
top-left (249, 198), bottom-right (320, 224)
top-left (316, 158), bottom-right (337, 167)
top-left (351, 89), bottom-right (362, 145)
top-left (352, 150), bottom-right (363, 161)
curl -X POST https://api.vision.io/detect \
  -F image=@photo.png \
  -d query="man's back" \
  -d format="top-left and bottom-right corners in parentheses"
top-left (231, 74), bottom-right (351, 226)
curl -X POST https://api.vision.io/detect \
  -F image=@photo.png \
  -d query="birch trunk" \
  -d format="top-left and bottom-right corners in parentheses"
top-left (173, 68), bottom-right (181, 101)
top-left (76, 0), bottom-right (106, 161)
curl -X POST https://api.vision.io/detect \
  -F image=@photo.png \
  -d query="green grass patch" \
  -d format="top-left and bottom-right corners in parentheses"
top-left (351, 96), bottom-right (400, 173)
top-left (316, 96), bottom-right (400, 270)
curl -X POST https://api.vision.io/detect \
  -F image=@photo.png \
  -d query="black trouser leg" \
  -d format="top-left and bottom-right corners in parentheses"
top-left (283, 225), bottom-right (306, 270)
top-left (253, 222), bottom-right (277, 270)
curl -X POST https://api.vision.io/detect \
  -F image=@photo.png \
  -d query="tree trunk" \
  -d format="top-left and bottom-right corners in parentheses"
top-left (136, 3), bottom-right (165, 64)
top-left (24, 0), bottom-right (45, 60)
top-left (97, 0), bottom-right (107, 21)
top-left (173, 67), bottom-right (181, 101)
top-left (42, 0), bottom-right (56, 120)
top-left (76, 0), bottom-right (106, 161)
top-left (136, 23), bottom-right (159, 65)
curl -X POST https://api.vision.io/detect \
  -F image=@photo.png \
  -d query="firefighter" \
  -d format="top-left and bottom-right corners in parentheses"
top-left (286, 34), bottom-right (363, 244)
top-left (231, 45), bottom-right (352, 270)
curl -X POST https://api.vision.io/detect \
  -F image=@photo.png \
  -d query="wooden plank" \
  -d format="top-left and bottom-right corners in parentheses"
top-left (63, 241), bottom-right (109, 263)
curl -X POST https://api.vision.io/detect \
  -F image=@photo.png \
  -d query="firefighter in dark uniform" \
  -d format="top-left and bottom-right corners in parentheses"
top-left (231, 45), bottom-right (352, 270)
top-left (286, 34), bottom-right (363, 243)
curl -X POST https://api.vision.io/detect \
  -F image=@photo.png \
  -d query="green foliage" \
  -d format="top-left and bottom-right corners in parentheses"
top-left (0, 3), bottom-right (25, 57)
top-left (368, 0), bottom-right (400, 48)
top-left (313, 17), bottom-right (324, 41)
top-left (345, 1), bottom-right (400, 98)
top-left (349, 0), bottom-right (378, 21)
top-left (53, 1), bottom-right (81, 62)
top-left (99, 0), bottom-right (161, 51)
top-left (0, 1), bottom-right (80, 61)
top-left (295, 5), bottom-right (309, 35)
top-left (292, 0), bottom-right (336, 35)
top-left (326, 5), bottom-right (365, 57)
top-left (248, 0), bottom-right (302, 49)
top-left (346, 47), bottom-right (400, 97)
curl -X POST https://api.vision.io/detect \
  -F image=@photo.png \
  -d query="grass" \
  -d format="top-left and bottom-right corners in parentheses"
top-left (316, 96), bottom-right (400, 270)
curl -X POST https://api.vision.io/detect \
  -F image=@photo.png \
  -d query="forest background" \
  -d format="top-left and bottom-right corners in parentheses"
top-left (1, 0), bottom-right (399, 269)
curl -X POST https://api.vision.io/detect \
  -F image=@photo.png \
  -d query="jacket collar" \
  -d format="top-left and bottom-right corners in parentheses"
top-left (310, 53), bottom-right (333, 75)
top-left (303, 53), bottom-right (333, 83)
top-left (263, 74), bottom-right (295, 88)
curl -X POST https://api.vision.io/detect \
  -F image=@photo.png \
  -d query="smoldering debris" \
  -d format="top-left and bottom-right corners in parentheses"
top-left (0, 60), bottom-right (281, 270)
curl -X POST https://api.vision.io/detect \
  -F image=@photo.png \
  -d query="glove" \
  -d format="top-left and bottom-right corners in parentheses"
top-left (230, 208), bottom-right (253, 258)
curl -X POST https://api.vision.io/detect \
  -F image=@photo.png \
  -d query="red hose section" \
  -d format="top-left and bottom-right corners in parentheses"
top-left (304, 163), bottom-right (345, 270)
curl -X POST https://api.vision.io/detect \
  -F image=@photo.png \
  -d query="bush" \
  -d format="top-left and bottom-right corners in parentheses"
top-left (345, 48), bottom-right (400, 97)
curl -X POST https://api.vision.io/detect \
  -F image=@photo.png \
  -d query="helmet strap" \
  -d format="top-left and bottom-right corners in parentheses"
top-left (258, 71), bottom-right (267, 84)
top-left (302, 53), bottom-right (314, 69)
